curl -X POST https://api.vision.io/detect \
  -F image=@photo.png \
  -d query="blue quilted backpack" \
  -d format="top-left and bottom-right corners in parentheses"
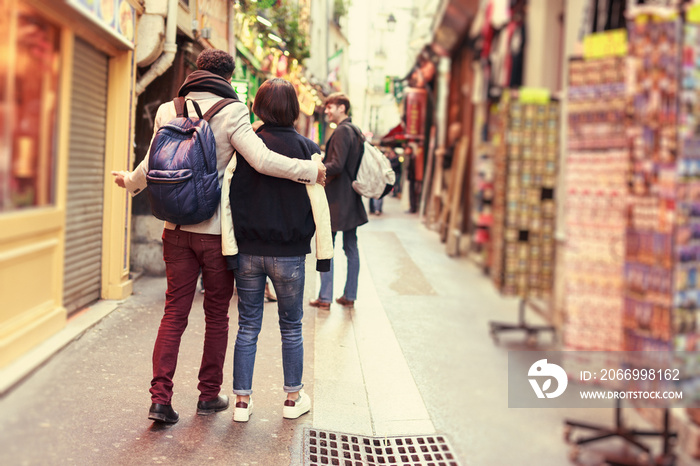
top-left (146, 97), bottom-right (235, 225)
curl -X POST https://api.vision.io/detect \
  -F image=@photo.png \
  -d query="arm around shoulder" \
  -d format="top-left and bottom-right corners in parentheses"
top-left (227, 103), bottom-right (319, 184)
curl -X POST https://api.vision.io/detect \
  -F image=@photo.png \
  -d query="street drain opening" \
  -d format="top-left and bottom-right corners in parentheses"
top-left (304, 429), bottom-right (461, 466)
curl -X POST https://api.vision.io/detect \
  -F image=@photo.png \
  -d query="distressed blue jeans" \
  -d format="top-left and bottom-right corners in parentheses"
top-left (319, 228), bottom-right (359, 302)
top-left (232, 254), bottom-right (305, 395)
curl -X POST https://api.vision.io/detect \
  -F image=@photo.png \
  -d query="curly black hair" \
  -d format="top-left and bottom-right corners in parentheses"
top-left (196, 49), bottom-right (235, 80)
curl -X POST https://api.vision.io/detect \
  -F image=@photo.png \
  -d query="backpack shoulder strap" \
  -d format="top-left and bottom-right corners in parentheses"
top-left (173, 97), bottom-right (186, 117)
top-left (346, 122), bottom-right (365, 141)
top-left (203, 98), bottom-right (238, 121)
top-left (340, 122), bottom-right (365, 179)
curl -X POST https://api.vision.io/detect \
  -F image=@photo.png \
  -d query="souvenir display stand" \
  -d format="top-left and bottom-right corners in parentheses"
top-left (563, 54), bottom-right (628, 353)
top-left (561, 10), bottom-right (693, 462)
top-left (487, 89), bottom-right (559, 344)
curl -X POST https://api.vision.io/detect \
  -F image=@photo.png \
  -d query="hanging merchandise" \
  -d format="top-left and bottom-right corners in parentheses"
top-left (563, 54), bottom-right (628, 351)
top-left (589, 0), bottom-right (627, 33)
top-left (489, 89), bottom-right (559, 299)
top-left (470, 103), bottom-right (495, 271)
top-left (508, 20), bottom-right (526, 88)
top-left (624, 11), bottom-right (681, 351)
top-left (674, 7), bottom-right (700, 351)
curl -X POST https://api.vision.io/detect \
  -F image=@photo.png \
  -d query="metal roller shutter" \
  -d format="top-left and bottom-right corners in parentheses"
top-left (63, 38), bottom-right (108, 314)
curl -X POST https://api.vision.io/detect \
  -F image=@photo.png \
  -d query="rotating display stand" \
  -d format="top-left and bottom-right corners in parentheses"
top-left (487, 89), bottom-right (559, 345)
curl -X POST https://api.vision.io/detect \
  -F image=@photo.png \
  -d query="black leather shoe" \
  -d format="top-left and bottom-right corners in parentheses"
top-left (148, 403), bottom-right (179, 424)
top-left (196, 394), bottom-right (229, 415)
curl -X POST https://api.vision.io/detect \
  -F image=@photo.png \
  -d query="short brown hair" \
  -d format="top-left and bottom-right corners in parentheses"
top-left (252, 78), bottom-right (300, 127)
top-left (196, 49), bottom-right (235, 80)
top-left (325, 92), bottom-right (350, 115)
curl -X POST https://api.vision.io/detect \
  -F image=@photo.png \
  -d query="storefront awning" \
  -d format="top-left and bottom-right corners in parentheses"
top-left (432, 0), bottom-right (479, 55)
top-left (380, 122), bottom-right (408, 146)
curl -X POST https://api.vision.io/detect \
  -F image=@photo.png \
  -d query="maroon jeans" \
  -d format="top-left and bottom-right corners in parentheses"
top-left (150, 227), bottom-right (234, 404)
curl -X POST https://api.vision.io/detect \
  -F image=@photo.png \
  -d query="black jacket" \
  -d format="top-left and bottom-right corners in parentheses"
top-left (324, 118), bottom-right (368, 232)
top-left (229, 124), bottom-right (329, 270)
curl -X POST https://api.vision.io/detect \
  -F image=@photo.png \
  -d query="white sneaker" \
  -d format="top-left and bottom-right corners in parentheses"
top-left (283, 390), bottom-right (311, 419)
top-left (233, 397), bottom-right (253, 422)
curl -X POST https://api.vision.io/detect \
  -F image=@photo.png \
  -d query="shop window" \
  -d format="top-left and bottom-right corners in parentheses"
top-left (0, 2), bottom-right (60, 212)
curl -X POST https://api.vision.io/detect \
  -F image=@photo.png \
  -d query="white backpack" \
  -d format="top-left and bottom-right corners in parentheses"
top-left (348, 125), bottom-right (396, 199)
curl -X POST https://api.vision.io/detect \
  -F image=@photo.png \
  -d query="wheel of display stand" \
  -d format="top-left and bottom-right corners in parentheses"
top-left (563, 425), bottom-right (572, 444)
top-left (489, 328), bottom-right (498, 343)
top-left (656, 454), bottom-right (676, 466)
top-left (637, 451), bottom-right (651, 465)
top-left (525, 332), bottom-right (538, 346)
top-left (568, 445), bottom-right (580, 462)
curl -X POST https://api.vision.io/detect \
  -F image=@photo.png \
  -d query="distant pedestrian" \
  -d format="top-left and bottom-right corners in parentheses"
top-left (309, 93), bottom-right (368, 310)
top-left (369, 196), bottom-right (383, 215)
top-left (112, 49), bottom-right (326, 424)
top-left (405, 145), bottom-right (419, 213)
top-left (222, 78), bottom-right (333, 422)
top-left (388, 148), bottom-right (402, 197)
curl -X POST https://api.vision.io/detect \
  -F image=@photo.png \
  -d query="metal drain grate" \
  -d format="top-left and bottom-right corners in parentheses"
top-left (303, 428), bottom-right (461, 466)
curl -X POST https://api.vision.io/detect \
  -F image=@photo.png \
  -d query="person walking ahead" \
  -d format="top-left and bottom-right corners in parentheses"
top-left (309, 93), bottom-right (368, 310)
top-left (112, 49), bottom-right (326, 424)
top-left (222, 78), bottom-right (333, 422)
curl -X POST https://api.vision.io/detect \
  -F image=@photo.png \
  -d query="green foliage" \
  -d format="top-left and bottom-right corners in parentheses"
top-left (270, 2), bottom-right (310, 61)
top-left (333, 0), bottom-right (349, 22)
top-left (238, 0), bottom-right (310, 63)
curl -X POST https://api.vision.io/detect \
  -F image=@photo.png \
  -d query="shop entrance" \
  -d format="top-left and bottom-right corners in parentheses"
top-left (63, 37), bottom-right (108, 314)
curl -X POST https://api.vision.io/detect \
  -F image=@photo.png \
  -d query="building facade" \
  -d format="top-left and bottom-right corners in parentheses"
top-left (0, 0), bottom-right (140, 368)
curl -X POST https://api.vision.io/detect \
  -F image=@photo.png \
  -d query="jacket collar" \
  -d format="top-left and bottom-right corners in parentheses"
top-left (256, 124), bottom-right (297, 134)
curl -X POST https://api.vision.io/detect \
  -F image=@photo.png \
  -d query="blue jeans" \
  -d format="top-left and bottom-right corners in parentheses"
top-left (319, 228), bottom-right (359, 302)
top-left (233, 254), bottom-right (305, 395)
top-left (369, 198), bottom-right (383, 213)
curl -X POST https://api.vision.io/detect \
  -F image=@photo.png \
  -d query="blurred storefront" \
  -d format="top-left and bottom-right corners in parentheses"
top-left (0, 0), bottom-right (140, 367)
top-left (404, 0), bottom-right (700, 460)
top-left (408, 0), bottom-right (479, 249)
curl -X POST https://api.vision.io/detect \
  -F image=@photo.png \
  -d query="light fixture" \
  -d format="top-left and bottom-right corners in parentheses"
top-left (387, 13), bottom-right (397, 32)
top-left (284, 50), bottom-right (290, 56)
top-left (268, 33), bottom-right (283, 43)
top-left (256, 15), bottom-right (272, 27)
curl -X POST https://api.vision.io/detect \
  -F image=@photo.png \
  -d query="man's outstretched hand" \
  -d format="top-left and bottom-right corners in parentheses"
top-left (111, 170), bottom-right (127, 188)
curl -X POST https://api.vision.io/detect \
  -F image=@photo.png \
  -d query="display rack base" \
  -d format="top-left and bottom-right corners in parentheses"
top-left (488, 298), bottom-right (556, 345)
top-left (564, 399), bottom-right (676, 465)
